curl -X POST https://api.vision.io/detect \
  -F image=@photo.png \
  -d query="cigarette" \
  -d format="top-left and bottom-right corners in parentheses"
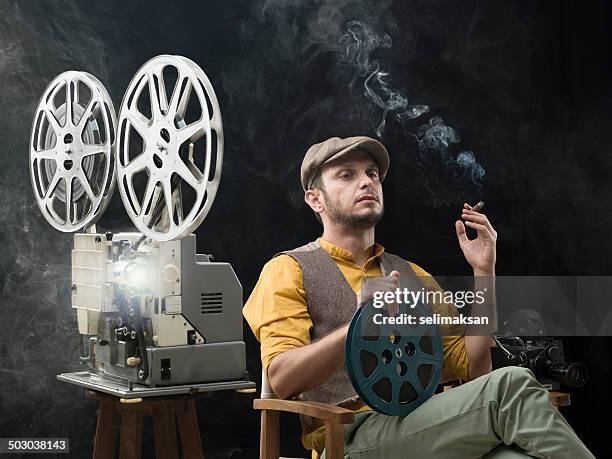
top-left (469, 201), bottom-right (485, 212)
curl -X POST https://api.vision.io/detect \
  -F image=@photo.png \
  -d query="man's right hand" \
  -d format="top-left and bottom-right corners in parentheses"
top-left (357, 270), bottom-right (400, 315)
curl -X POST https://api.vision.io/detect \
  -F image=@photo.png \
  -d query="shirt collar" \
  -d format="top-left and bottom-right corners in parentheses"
top-left (318, 237), bottom-right (385, 264)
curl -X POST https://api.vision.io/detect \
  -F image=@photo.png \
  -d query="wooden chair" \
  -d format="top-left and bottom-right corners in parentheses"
top-left (253, 372), bottom-right (354, 459)
top-left (255, 375), bottom-right (571, 459)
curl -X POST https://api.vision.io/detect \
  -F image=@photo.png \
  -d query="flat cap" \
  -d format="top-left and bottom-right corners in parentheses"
top-left (301, 136), bottom-right (390, 191)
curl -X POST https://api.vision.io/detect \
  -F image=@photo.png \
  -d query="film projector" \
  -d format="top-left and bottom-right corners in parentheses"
top-left (29, 55), bottom-right (254, 397)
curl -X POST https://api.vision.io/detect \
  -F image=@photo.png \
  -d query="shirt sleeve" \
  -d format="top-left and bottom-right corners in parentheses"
top-left (408, 262), bottom-right (470, 382)
top-left (243, 255), bottom-right (313, 374)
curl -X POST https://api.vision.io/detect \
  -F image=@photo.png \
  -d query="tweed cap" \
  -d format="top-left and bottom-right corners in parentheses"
top-left (301, 136), bottom-right (390, 191)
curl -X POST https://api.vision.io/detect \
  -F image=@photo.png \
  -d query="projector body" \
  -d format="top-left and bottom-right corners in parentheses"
top-left (72, 232), bottom-right (247, 387)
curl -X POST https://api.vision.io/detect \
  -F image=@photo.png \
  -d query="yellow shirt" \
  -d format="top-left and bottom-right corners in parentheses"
top-left (243, 238), bottom-right (469, 455)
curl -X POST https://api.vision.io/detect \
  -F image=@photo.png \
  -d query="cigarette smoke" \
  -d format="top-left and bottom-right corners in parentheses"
top-left (334, 19), bottom-right (485, 205)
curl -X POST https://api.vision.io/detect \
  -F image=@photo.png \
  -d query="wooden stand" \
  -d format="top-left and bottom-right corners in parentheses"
top-left (85, 389), bottom-right (206, 459)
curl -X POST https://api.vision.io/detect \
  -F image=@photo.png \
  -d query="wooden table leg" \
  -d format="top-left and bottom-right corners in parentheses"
top-left (119, 412), bottom-right (143, 459)
top-left (153, 402), bottom-right (179, 459)
top-left (86, 390), bottom-right (207, 459)
top-left (176, 400), bottom-right (204, 459)
top-left (93, 400), bottom-right (119, 459)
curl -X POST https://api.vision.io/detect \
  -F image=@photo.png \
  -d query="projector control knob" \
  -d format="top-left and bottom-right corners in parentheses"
top-left (162, 264), bottom-right (179, 283)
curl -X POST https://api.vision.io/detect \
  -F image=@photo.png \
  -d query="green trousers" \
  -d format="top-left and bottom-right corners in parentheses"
top-left (322, 367), bottom-right (593, 458)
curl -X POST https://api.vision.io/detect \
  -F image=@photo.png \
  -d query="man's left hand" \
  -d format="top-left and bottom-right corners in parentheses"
top-left (455, 203), bottom-right (497, 275)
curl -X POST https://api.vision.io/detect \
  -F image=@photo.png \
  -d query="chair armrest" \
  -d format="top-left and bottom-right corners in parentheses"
top-left (253, 398), bottom-right (355, 424)
top-left (549, 391), bottom-right (571, 408)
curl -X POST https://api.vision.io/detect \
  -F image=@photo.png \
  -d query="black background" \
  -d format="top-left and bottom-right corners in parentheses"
top-left (0, 0), bottom-right (611, 457)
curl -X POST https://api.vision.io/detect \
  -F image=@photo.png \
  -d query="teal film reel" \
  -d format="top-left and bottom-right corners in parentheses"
top-left (346, 299), bottom-right (443, 416)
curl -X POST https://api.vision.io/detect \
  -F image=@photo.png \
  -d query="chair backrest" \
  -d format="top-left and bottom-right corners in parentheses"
top-left (261, 369), bottom-right (277, 399)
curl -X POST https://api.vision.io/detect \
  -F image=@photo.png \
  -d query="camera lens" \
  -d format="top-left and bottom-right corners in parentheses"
top-left (549, 362), bottom-right (588, 387)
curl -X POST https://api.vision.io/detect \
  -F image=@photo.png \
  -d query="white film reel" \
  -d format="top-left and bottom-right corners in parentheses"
top-left (116, 55), bottom-right (224, 241)
top-left (29, 71), bottom-right (117, 232)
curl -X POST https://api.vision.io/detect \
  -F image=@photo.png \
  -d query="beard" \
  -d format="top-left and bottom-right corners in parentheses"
top-left (323, 190), bottom-right (384, 229)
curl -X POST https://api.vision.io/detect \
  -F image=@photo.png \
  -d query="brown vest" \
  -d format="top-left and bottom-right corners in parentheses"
top-left (278, 239), bottom-right (425, 406)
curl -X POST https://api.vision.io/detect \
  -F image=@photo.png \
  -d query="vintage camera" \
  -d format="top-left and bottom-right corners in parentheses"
top-left (491, 337), bottom-right (588, 390)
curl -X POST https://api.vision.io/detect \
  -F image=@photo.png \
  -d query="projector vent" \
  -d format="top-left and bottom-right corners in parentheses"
top-left (200, 292), bottom-right (222, 314)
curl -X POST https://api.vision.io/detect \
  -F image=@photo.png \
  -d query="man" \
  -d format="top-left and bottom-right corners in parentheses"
top-left (243, 136), bottom-right (593, 458)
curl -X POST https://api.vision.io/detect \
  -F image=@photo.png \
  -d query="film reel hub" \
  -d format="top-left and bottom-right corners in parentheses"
top-left (42, 102), bottom-right (100, 202)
